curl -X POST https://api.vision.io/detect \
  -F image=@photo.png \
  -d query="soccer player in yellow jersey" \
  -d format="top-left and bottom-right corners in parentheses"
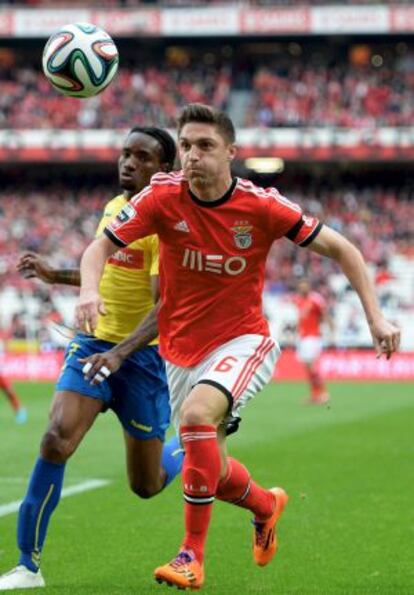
top-left (0, 127), bottom-right (183, 591)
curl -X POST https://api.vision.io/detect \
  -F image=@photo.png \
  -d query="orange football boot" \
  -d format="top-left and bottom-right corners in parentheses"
top-left (253, 487), bottom-right (289, 567)
top-left (154, 550), bottom-right (204, 590)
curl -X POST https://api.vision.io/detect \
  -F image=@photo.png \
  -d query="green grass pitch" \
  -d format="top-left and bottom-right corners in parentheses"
top-left (1, 381), bottom-right (413, 594)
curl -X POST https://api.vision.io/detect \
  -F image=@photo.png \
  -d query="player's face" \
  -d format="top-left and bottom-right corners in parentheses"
top-left (118, 132), bottom-right (164, 195)
top-left (178, 123), bottom-right (235, 188)
top-left (298, 280), bottom-right (310, 295)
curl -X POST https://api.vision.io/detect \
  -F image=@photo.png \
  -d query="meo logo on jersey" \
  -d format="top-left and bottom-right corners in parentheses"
top-left (182, 249), bottom-right (246, 276)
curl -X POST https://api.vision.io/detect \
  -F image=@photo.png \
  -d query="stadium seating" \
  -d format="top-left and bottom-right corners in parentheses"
top-left (1, 57), bottom-right (413, 129)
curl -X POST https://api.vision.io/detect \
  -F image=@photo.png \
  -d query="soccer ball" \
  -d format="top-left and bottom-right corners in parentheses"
top-left (42, 22), bottom-right (119, 98)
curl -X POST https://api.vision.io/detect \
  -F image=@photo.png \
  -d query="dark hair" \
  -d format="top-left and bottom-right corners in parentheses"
top-left (177, 103), bottom-right (236, 144)
top-left (128, 126), bottom-right (176, 170)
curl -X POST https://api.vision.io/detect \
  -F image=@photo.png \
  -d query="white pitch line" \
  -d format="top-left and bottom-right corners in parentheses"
top-left (0, 479), bottom-right (110, 518)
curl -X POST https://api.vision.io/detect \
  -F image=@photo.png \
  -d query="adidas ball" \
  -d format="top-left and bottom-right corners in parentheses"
top-left (42, 22), bottom-right (119, 98)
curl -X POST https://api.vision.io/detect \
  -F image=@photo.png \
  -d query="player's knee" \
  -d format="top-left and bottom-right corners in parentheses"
top-left (180, 401), bottom-right (214, 426)
top-left (129, 477), bottom-right (161, 499)
top-left (40, 428), bottom-right (74, 463)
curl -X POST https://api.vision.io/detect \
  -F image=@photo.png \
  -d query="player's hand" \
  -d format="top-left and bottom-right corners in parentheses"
top-left (79, 351), bottom-right (123, 385)
top-left (17, 252), bottom-right (55, 283)
top-left (75, 290), bottom-right (106, 334)
top-left (370, 317), bottom-right (401, 359)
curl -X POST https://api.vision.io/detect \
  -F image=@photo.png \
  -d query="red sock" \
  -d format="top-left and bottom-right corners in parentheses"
top-left (216, 457), bottom-right (274, 521)
top-left (180, 425), bottom-right (221, 563)
top-left (0, 375), bottom-right (21, 411)
top-left (307, 368), bottom-right (326, 394)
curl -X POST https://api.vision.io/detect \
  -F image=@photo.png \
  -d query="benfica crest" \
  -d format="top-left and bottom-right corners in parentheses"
top-left (232, 222), bottom-right (253, 249)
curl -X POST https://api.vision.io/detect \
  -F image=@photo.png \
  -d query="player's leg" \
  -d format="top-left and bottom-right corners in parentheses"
top-left (298, 338), bottom-right (329, 404)
top-left (17, 391), bottom-right (102, 570)
top-left (124, 432), bottom-right (183, 499)
top-left (154, 334), bottom-right (286, 588)
top-left (0, 335), bottom-right (110, 590)
top-left (215, 434), bottom-right (288, 567)
top-left (305, 361), bottom-right (329, 404)
top-left (154, 383), bottom-right (228, 589)
top-left (0, 390), bottom-right (102, 591)
top-left (0, 373), bottom-right (27, 424)
top-left (111, 345), bottom-right (183, 499)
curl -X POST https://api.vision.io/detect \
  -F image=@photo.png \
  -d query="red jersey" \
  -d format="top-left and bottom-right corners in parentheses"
top-left (105, 172), bottom-right (322, 366)
top-left (294, 292), bottom-right (326, 338)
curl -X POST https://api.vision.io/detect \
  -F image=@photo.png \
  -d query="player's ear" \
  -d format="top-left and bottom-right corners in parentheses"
top-left (227, 144), bottom-right (237, 163)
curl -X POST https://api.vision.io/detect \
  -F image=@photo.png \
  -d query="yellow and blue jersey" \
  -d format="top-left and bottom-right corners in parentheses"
top-left (94, 194), bottom-right (159, 345)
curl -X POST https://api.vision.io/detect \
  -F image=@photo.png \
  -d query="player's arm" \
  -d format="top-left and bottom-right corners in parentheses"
top-left (80, 300), bottom-right (160, 384)
top-left (307, 225), bottom-right (400, 358)
top-left (75, 235), bottom-right (119, 332)
top-left (81, 237), bottom-right (161, 383)
top-left (17, 252), bottom-right (80, 286)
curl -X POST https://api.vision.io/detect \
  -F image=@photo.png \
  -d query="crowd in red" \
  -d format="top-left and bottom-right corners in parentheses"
top-left (265, 185), bottom-right (414, 293)
top-left (245, 63), bottom-right (414, 128)
top-left (1, 58), bottom-right (413, 129)
top-left (0, 66), bottom-right (232, 129)
top-left (0, 186), bottom-right (105, 290)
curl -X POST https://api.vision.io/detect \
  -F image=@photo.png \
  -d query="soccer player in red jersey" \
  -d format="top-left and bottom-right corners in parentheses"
top-left (293, 278), bottom-right (334, 405)
top-left (75, 104), bottom-right (400, 590)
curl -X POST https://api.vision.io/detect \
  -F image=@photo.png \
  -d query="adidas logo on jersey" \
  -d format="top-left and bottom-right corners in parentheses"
top-left (174, 220), bottom-right (190, 233)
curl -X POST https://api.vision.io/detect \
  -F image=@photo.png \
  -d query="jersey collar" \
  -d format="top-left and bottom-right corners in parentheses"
top-left (188, 177), bottom-right (237, 208)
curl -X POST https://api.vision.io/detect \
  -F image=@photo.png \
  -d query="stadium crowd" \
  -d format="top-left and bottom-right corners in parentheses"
top-left (245, 63), bottom-right (414, 128)
top-left (265, 185), bottom-right (414, 293)
top-left (0, 65), bottom-right (232, 129)
top-left (1, 57), bottom-right (413, 129)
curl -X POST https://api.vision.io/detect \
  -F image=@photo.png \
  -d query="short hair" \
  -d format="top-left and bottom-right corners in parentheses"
top-left (177, 103), bottom-right (236, 144)
top-left (128, 126), bottom-right (176, 170)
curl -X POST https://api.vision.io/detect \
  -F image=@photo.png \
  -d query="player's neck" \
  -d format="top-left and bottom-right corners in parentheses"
top-left (189, 175), bottom-right (233, 202)
top-left (123, 189), bottom-right (137, 201)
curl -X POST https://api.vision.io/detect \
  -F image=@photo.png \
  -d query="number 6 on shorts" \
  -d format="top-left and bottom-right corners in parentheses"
top-left (214, 356), bottom-right (238, 373)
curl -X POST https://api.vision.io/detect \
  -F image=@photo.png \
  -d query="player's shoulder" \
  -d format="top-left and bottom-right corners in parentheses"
top-left (236, 177), bottom-right (271, 198)
top-left (102, 194), bottom-right (126, 214)
top-left (150, 170), bottom-right (185, 192)
top-left (236, 178), bottom-right (296, 207)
